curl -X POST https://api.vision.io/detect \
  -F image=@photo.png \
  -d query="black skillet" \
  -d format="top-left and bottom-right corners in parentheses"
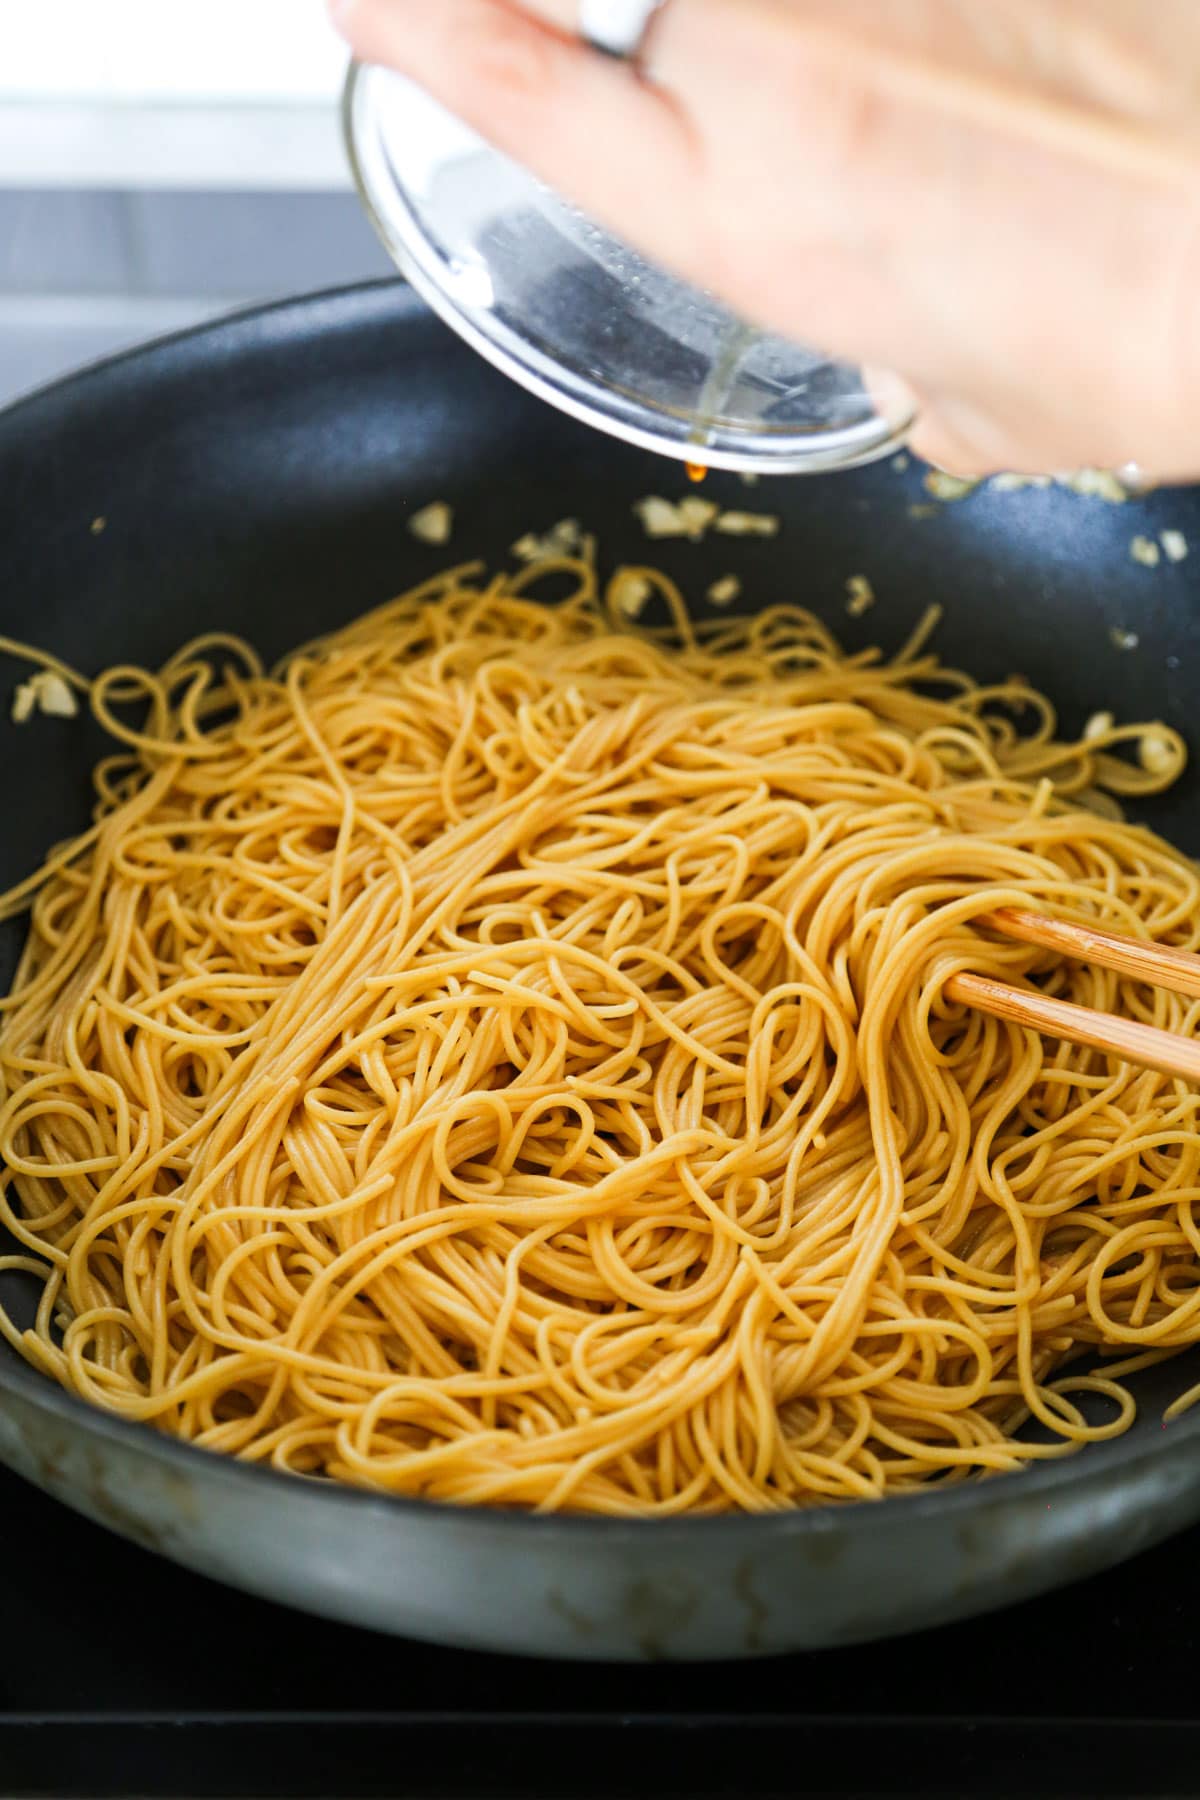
top-left (1, 280), bottom-right (1200, 1659)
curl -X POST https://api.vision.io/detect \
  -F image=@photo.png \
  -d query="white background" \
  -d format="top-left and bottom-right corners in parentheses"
top-left (0, 0), bottom-right (345, 102)
top-left (0, 0), bottom-right (352, 184)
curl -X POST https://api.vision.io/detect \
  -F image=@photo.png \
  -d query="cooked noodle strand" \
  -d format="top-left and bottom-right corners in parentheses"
top-left (1, 561), bottom-right (1198, 1513)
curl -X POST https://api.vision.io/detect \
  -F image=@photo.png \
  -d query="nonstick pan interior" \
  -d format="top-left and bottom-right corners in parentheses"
top-left (3, 281), bottom-right (1200, 1654)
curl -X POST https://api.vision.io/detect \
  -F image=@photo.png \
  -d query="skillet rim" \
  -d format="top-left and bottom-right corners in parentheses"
top-left (0, 275), bottom-right (1197, 1545)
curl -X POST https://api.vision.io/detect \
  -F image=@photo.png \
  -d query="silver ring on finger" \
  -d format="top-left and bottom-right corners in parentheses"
top-left (578, 0), bottom-right (670, 62)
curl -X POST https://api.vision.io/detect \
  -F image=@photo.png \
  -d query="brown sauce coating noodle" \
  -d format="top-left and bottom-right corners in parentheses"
top-left (0, 559), bottom-right (1198, 1513)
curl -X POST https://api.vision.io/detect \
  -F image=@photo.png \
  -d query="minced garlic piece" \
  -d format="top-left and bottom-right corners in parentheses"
top-left (924, 471), bottom-right (978, 503)
top-left (13, 671), bottom-right (79, 723)
top-left (36, 674), bottom-right (78, 717)
top-left (1060, 468), bottom-right (1130, 503)
top-left (714, 510), bottom-right (779, 538)
top-left (633, 496), bottom-right (719, 541)
top-left (408, 502), bottom-right (453, 545)
top-left (706, 575), bottom-right (742, 607)
top-left (511, 519), bottom-right (586, 562)
top-left (611, 571), bottom-right (654, 619)
top-left (634, 496), bottom-right (687, 539)
top-left (1161, 529), bottom-right (1189, 564)
top-left (1083, 711), bottom-right (1115, 741)
top-left (845, 574), bottom-right (876, 618)
top-left (1140, 732), bottom-right (1177, 775)
top-left (1130, 535), bottom-right (1161, 569)
top-left (677, 498), bottom-right (720, 539)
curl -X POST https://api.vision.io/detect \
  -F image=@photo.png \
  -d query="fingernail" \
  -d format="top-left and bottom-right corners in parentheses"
top-left (328, 0), bottom-right (358, 25)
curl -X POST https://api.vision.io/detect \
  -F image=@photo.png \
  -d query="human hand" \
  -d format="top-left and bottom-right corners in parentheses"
top-left (329, 0), bottom-right (1200, 479)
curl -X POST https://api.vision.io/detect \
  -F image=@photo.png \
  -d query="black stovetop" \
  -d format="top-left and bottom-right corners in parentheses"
top-left (1, 1459), bottom-right (1195, 1800)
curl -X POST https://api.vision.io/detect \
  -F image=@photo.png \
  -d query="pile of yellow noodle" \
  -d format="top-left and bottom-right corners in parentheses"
top-left (2, 556), bottom-right (1200, 1514)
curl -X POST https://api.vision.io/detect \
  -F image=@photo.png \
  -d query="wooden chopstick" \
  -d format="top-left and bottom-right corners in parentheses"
top-left (945, 970), bottom-right (1200, 1083)
top-left (944, 908), bottom-right (1200, 1082)
top-left (979, 907), bottom-right (1200, 1001)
